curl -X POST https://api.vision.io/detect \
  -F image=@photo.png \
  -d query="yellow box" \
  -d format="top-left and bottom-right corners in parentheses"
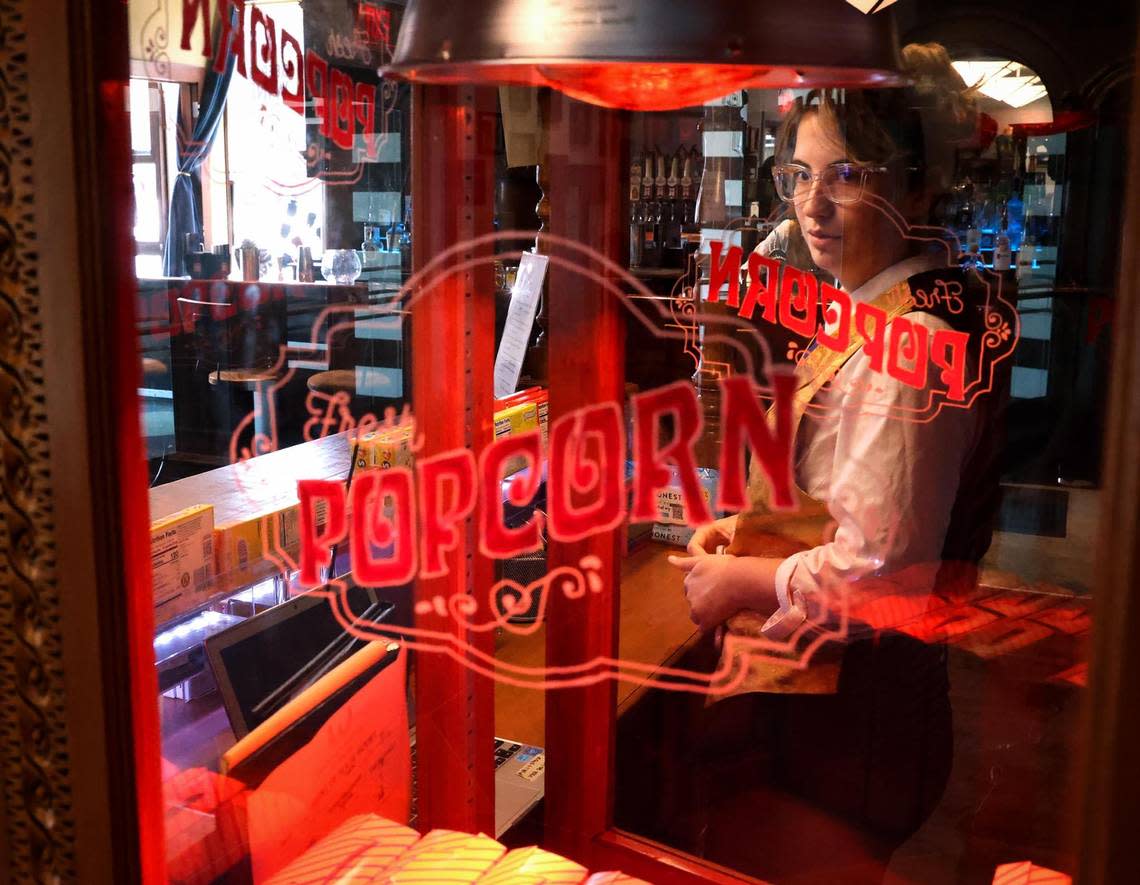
top-left (278, 498), bottom-right (330, 556)
top-left (213, 515), bottom-right (270, 592)
top-left (536, 396), bottom-right (549, 447)
top-left (349, 430), bottom-right (380, 471)
top-left (494, 400), bottom-right (539, 438)
top-left (373, 424), bottom-right (414, 470)
top-left (150, 504), bottom-right (215, 626)
top-left (494, 401), bottom-right (539, 476)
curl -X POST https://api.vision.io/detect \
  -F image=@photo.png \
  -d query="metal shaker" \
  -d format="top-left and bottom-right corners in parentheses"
top-left (297, 246), bottom-right (315, 282)
top-left (236, 243), bottom-right (260, 281)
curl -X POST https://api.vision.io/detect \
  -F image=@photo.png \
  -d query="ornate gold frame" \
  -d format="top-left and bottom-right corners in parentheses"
top-left (0, 0), bottom-right (79, 879)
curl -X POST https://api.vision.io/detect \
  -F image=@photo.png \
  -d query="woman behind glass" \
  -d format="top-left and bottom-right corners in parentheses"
top-left (666, 44), bottom-right (1007, 882)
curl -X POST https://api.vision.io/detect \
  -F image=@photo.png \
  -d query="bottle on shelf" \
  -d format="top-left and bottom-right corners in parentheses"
top-left (993, 201), bottom-right (1013, 272)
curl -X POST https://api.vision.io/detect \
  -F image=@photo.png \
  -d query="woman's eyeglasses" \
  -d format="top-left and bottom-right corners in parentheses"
top-left (772, 162), bottom-right (887, 205)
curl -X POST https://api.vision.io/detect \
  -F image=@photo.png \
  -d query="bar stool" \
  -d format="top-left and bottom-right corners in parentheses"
top-left (177, 294), bottom-right (285, 454)
top-left (306, 369), bottom-right (357, 397)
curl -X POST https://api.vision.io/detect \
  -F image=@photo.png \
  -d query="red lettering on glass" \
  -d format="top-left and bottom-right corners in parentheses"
top-left (297, 479), bottom-right (347, 585)
top-left (417, 450), bottom-right (477, 579)
top-left (355, 82), bottom-right (378, 161)
top-left (931, 329), bottom-right (970, 401)
top-left (358, 3), bottom-right (392, 46)
top-left (180, 0), bottom-right (212, 56)
top-left (330, 68), bottom-right (355, 151)
top-left (887, 317), bottom-right (929, 390)
top-left (707, 242), bottom-right (743, 308)
top-left (351, 468), bottom-right (417, 587)
top-left (249, 7), bottom-right (278, 96)
top-left (817, 282), bottom-right (851, 351)
top-left (778, 265), bottom-right (818, 338)
top-left (279, 29), bottom-right (305, 115)
top-left (717, 373), bottom-right (797, 512)
top-left (547, 402), bottom-right (625, 542)
top-left (479, 431), bottom-right (544, 558)
top-left (855, 300), bottom-right (888, 374)
top-left (631, 383), bottom-right (713, 526)
top-left (213, 0), bottom-right (247, 79)
top-left (740, 252), bottom-right (779, 322)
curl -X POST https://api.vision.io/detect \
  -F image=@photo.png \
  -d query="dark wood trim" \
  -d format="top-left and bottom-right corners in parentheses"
top-left (594, 831), bottom-right (770, 885)
top-left (410, 83), bottom-right (498, 834)
top-left (2, 0), bottom-right (163, 881)
top-left (66, 0), bottom-right (166, 879)
top-left (543, 93), bottom-right (628, 860)
top-left (1078, 24), bottom-right (1140, 885)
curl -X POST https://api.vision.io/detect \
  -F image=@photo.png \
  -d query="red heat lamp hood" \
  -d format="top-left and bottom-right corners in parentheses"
top-left (384, 0), bottom-right (903, 111)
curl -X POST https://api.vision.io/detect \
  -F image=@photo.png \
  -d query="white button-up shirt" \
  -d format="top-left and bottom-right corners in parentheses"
top-left (772, 253), bottom-right (981, 610)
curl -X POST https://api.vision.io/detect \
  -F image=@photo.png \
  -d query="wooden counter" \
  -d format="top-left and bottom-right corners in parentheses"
top-left (151, 434), bottom-right (699, 762)
top-left (149, 431), bottom-right (352, 526)
top-left (494, 541), bottom-right (699, 747)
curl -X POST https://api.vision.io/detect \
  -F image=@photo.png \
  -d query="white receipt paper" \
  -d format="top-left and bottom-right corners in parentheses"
top-left (494, 251), bottom-right (549, 399)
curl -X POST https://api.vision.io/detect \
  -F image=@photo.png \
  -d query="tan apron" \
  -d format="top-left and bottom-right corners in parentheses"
top-left (711, 279), bottom-right (917, 697)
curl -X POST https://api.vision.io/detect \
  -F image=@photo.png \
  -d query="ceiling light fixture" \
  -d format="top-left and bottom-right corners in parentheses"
top-left (385, 0), bottom-right (903, 111)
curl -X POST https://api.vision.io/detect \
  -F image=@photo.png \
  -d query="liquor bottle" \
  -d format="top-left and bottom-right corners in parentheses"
top-left (993, 202), bottom-right (1012, 272)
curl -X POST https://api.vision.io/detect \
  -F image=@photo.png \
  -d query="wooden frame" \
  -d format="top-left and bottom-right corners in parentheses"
top-left (409, 82), bottom-right (499, 835)
top-left (1, 0), bottom-right (163, 881)
top-left (1077, 21), bottom-right (1140, 885)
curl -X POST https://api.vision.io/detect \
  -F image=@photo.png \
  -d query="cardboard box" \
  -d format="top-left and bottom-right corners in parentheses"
top-left (655, 467), bottom-right (719, 525)
top-left (279, 498), bottom-right (330, 556)
top-left (494, 400), bottom-right (540, 476)
top-left (373, 424), bottom-right (414, 470)
top-left (652, 522), bottom-right (695, 547)
top-left (151, 504), bottom-right (215, 626)
top-left (214, 515), bottom-right (270, 592)
top-left (349, 425), bottom-right (414, 471)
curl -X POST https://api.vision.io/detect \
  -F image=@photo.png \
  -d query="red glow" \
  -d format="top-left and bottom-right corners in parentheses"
top-left (540, 62), bottom-right (767, 111)
top-left (389, 62), bottom-right (901, 111)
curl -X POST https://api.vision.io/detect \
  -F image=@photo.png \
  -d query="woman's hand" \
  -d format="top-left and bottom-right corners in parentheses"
top-left (667, 553), bottom-right (781, 633)
top-left (687, 514), bottom-right (738, 556)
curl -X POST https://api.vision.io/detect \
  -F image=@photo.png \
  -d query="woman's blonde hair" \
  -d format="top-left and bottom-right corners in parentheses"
top-left (775, 43), bottom-right (979, 214)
